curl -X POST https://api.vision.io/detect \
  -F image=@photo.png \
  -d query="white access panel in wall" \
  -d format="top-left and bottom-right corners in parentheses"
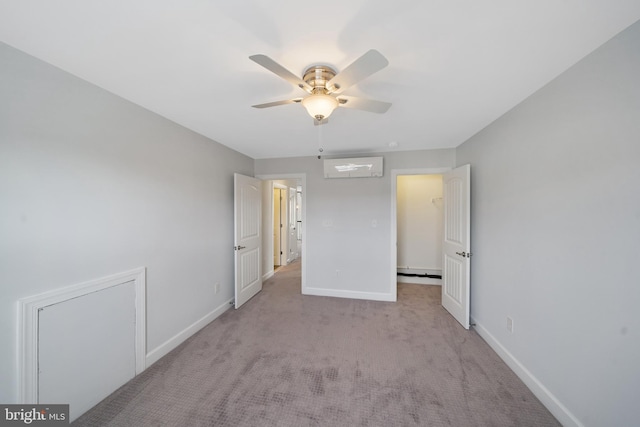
top-left (18, 267), bottom-right (146, 422)
top-left (324, 157), bottom-right (383, 178)
top-left (38, 281), bottom-right (136, 421)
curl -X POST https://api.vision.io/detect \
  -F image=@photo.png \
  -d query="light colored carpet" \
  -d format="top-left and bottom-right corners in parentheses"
top-left (72, 259), bottom-right (560, 426)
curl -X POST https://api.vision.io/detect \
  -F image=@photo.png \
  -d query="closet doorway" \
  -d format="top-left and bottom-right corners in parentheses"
top-left (390, 166), bottom-right (472, 329)
top-left (390, 167), bottom-right (450, 300)
top-left (396, 173), bottom-right (444, 285)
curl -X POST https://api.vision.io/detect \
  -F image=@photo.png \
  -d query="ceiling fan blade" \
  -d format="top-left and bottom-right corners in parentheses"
top-left (249, 54), bottom-right (312, 92)
top-left (328, 50), bottom-right (389, 94)
top-left (252, 99), bottom-right (302, 109)
top-left (337, 96), bottom-right (392, 114)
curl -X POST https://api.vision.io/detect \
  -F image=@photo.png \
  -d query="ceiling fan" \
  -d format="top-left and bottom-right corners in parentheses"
top-left (250, 50), bottom-right (392, 125)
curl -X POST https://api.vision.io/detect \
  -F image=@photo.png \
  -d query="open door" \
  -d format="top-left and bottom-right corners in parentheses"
top-left (234, 173), bottom-right (262, 309)
top-left (442, 164), bottom-right (471, 329)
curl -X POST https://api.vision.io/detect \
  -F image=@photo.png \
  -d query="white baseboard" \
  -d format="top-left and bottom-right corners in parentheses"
top-left (145, 298), bottom-right (233, 367)
top-left (262, 270), bottom-right (274, 281)
top-left (304, 287), bottom-right (395, 302)
top-left (471, 317), bottom-right (583, 427)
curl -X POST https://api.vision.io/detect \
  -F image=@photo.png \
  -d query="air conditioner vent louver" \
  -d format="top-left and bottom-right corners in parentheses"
top-left (323, 157), bottom-right (383, 178)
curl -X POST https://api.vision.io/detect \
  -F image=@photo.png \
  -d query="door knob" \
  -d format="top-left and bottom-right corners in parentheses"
top-left (234, 245), bottom-right (246, 250)
top-left (456, 251), bottom-right (467, 257)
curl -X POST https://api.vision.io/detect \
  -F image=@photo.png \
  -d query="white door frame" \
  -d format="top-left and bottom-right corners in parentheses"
top-left (257, 173), bottom-right (307, 294)
top-left (273, 184), bottom-right (288, 266)
top-left (273, 187), bottom-right (281, 266)
top-left (390, 168), bottom-right (451, 301)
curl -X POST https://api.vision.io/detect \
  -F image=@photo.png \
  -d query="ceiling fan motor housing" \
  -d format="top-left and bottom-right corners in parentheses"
top-left (302, 65), bottom-right (338, 94)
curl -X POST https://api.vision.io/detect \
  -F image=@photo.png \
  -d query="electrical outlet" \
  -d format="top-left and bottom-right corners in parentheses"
top-left (214, 283), bottom-right (220, 294)
top-left (506, 317), bottom-right (514, 333)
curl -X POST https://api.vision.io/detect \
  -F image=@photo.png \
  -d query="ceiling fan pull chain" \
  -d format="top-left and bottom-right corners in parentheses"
top-left (317, 124), bottom-right (324, 159)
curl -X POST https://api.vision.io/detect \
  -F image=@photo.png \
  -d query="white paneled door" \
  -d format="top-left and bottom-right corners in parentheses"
top-left (234, 173), bottom-right (262, 309)
top-left (442, 164), bottom-right (471, 329)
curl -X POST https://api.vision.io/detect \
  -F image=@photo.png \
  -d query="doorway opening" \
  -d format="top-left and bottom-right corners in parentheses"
top-left (396, 173), bottom-right (444, 285)
top-left (390, 166), bottom-right (472, 329)
top-left (390, 168), bottom-right (450, 300)
top-left (257, 174), bottom-right (306, 294)
top-left (273, 185), bottom-right (287, 269)
top-left (271, 180), bottom-right (300, 270)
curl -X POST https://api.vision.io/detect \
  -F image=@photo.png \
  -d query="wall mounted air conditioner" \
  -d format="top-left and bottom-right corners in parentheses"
top-left (323, 157), bottom-right (384, 178)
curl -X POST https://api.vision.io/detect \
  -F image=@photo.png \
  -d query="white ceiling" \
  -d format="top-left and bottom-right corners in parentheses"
top-left (1, 1), bottom-right (639, 159)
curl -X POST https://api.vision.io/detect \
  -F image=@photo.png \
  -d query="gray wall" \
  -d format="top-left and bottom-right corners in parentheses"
top-left (456, 21), bottom-right (640, 426)
top-left (255, 149), bottom-right (455, 301)
top-left (0, 43), bottom-right (253, 403)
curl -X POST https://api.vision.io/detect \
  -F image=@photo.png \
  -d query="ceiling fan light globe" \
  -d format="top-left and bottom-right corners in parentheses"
top-left (301, 94), bottom-right (338, 120)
